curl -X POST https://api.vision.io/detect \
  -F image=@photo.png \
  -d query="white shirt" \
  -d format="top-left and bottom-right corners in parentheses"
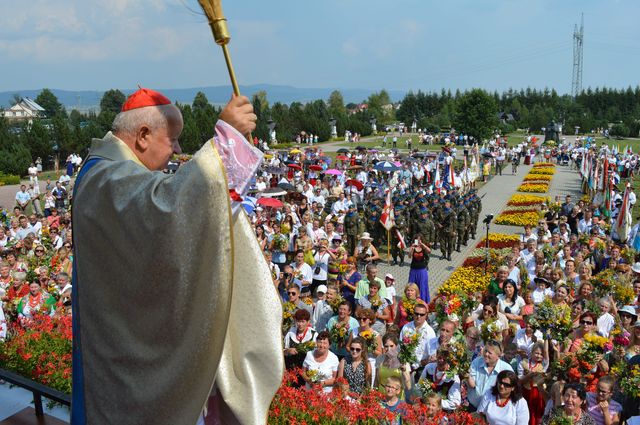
top-left (303, 350), bottom-right (339, 393)
top-left (399, 321), bottom-right (437, 369)
top-left (514, 328), bottom-right (544, 356)
top-left (478, 393), bottom-right (529, 425)
top-left (312, 250), bottom-right (330, 281)
top-left (311, 300), bottom-right (333, 332)
top-left (532, 287), bottom-right (553, 305)
top-left (291, 262), bottom-right (314, 288)
top-left (420, 363), bottom-right (461, 410)
top-left (597, 312), bottom-right (615, 338)
top-left (498, 295), bottom-right (526, 317)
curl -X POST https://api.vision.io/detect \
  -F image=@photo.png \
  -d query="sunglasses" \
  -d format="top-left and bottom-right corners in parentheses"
top-left (414, 312), bottom-right (427, 317)
top-left (349, 347), bottom-right (362, 353)
top-left (580, 320), bottom-right (594, 325)
top-left (287, 292), bottom-right (298, 296)
top-left (35, 250), bottom-right (44, 253)
top-left (358, 317), bottom-right (370, 321)
top-left (498, 381), bottom-right (514, 388)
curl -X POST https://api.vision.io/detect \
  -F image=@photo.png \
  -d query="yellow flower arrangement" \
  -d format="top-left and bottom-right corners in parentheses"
top-left (507, 194), bottom-right (548, 206)
top-left (438, 267), bottom-right (491, 295)
top-left (482, 233), bottom-right (521, 243)
top-left (524, 174), bottom-right (552, 181)
top-left (533, 162), bottom-right (555, 167)
top-left (517, 183), bottom-right (549, 193)
top-left (495, 211), bottom-right (541, 227)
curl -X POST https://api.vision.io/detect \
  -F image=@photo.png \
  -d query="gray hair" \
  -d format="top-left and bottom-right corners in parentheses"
top-left (112, 105), bottom-right (175, 136)
top-left (13, 271), bottom-right (26, 281)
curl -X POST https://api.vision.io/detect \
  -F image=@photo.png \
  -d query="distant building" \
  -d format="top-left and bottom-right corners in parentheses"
top-left (1, 98), bottom-right (45, 123)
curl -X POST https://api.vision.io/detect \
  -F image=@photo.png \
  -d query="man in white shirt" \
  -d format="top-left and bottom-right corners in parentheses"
top-left (58, 170), bottom-right (71, 186)
top-left (520, 238), bottom-right (538, 277)
top-left (399, 303), bottom-right (437, 378)
top-left (466, 340), bottom-right (514, 409)
top-left (577, 209), bottom-right (593, 234)
top-left (310, 187), bottom-right (325, 208)
top-left (332, 193), bottom-right (348, 215)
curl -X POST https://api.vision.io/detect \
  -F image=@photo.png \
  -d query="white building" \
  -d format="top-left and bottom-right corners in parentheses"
top-left (1, 98), bottom-right (45, 122)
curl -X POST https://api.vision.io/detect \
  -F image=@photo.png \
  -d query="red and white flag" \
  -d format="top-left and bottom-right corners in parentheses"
top-left (434, 166), bottom-right (441, 193)
top-left (380, 189), bottom-right (395, 231)
top-left (615, 183), bottom-right (632, 242)
top-left (395, 228), bottom-right (406, 250)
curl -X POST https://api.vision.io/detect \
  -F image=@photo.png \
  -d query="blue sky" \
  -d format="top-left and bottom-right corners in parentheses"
top-left (1, 0), bottom-right (638, 94)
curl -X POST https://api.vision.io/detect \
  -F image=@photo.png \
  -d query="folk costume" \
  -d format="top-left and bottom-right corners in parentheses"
top-left (72, 89), bottom-right (283, 425)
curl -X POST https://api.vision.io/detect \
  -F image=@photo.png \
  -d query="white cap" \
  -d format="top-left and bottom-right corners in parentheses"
top-left (316, 284), bottom-right (328, 294)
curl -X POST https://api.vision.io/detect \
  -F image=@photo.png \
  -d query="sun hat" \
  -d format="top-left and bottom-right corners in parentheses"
top-left (360, 232), bottom-right (373, 240)
top-left (385, 273), bottom-right (395, 281)
top-left (632, 262), bottom-right (640, 274)
top-left (619, 305), bottom-right (638, 318)
top-left (316, 284), bottom-right (328, 294)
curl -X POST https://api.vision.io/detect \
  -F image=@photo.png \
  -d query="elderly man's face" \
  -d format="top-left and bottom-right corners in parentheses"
top-left (141, 106), bottom-right (183, 171)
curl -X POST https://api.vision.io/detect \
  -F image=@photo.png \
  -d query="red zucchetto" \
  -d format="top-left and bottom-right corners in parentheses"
top-left (121, 88), bottom-right (172, 112)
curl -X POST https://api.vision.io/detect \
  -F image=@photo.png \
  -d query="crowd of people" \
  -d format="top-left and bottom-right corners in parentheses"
top-left (264, 138), bottom-right (640, 424)
top-left (3, 130), bottom-right (640, 424)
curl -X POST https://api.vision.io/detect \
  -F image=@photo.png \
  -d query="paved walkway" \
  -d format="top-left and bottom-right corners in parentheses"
top-left (375, 157), bottom-right (584, 301)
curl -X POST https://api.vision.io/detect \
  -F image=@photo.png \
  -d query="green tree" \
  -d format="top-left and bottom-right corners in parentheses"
top-left (328, 90), bottom-right (346, 118)
top-left (35, 88), bottom-right (64, 117)
top-left (192, 91), bottom-right (210, 113)
top-left (453, 89), bottom-right (498, 141)
top-left (100, 89), bottom-right (126, 114)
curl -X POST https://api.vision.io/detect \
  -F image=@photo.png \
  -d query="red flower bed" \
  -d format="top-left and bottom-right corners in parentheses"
top-left (474, 240), bottom-right (520, 250)
top-left (268, 369), bottom-right (488, 424)
top-left (0, 314), bottom-right (72, 394)
top-left (462, 256), bottom-right (486, 268)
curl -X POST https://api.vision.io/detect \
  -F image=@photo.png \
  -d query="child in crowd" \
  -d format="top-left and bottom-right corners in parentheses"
top-left (381, 376), bottom-right (406, 424)
top-left (531, 277), bottom-right (553, 305)
top-left (596, 297), bottom-right (615, 337)
top-left (502, 342), bottom-right (520, 372)
top-left (423, 393), bottom-right (448, 424)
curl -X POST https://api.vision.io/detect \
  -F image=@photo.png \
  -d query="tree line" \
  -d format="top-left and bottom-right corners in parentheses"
top-left (0, 86), bottom-right (638, 175)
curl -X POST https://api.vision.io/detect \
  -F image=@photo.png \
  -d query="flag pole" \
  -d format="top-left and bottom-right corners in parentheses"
top-left (387, 229), bottom-right (391, 265)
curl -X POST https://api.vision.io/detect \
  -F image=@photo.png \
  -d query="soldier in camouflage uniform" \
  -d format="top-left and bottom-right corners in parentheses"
top-left (470, 191), bottom-right (482, 239)
top-left (455, 202), bottom-right (470, 252)
top-left (437, 199), bottom-right (456, 261)
top-left (344, 204), bottom-right (361, 255)
top-left (366, 197), bottom-right (383, 244)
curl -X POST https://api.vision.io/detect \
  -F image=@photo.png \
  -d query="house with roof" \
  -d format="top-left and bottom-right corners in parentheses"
top-left (1, 98), bottom-right (45, 123)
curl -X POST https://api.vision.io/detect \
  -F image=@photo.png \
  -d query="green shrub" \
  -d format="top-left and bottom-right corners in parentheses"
top-left (0, 174), bottom-right (21, 185)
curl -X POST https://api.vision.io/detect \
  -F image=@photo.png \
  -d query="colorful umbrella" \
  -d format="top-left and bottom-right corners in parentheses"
top-left (278, 182), bottom-right (295, 191)
top-left (257, 197), bottom-right (283, 208)
top-left (287, 163), bottom-right (302, 170)
top-left (290, 149), bottom-right (302, 154)
top-left (324, 169), bottom-right (343, 176)
top-left (309, 164), bottom-right (323, 171)
top-left (262, 188), bottom-right (287, 197)
top-left (337, 148), bottom-right (349, 153)
top-left (345, 179), bottom-right (364, 190)
top-left (336, 155), bottom-right (348, 161)
top-left (374, 161), bottom-right (400, 172)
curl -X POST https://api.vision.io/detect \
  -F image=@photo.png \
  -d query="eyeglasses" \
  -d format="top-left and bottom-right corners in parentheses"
top-left (287, 292), bottom-right (298, 296)
top-left (384, 385), bottom-right (401, 390)
top-left (358, 317), bottom-right (370, 321)
top-left (349, 347), bottom-right (362, 352)
top-left (414, 312), bottom-right (427, 317)
top-left (35, 250), bottom-right (44, 253)
top-left (498, 381), bottom-right (514, 388)
top-left (580, 320), bottom-right (594, 325)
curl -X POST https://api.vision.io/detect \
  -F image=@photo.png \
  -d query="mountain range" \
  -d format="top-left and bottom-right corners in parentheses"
top-left (0, 84), bottom-right (406, 111)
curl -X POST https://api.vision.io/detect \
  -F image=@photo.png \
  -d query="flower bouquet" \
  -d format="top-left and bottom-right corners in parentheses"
top-left (328, 294), bottom-right (345, 314)
top-left (329, 321), bottom-right (350, 347)
top-left (272, 234), bottom-right (289, 251)
top-left (281, 301), bottom-right (296, 334)
top-left (447, 339), bottom-right (471, 379)
top-left (401, 296), bottom-right (417, 322)
top-left (619, 363), bottom-right (640, 399)
top-left (590, 269), bottom-right (617, 299)
top-left (610, 326), bottom-right (631, 348)
top-left (480, 318), bottom-right (503, 343)
top-left (529, 298), bottom-right (573, 342)
top-left (360, 329), bottom-right (378, 354)
top-left (296, 340), bottom-right (316, 355)
top-left (398, 330), bottom-right (420, 364)
top-left (305, 368), bottom-right (326, 384)
top-left (430, 295), bottom-right (462, 326)
top-left (547, 412), bottom-right (574, 425)
top-left (369, 294), bottom-right (382, 310)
